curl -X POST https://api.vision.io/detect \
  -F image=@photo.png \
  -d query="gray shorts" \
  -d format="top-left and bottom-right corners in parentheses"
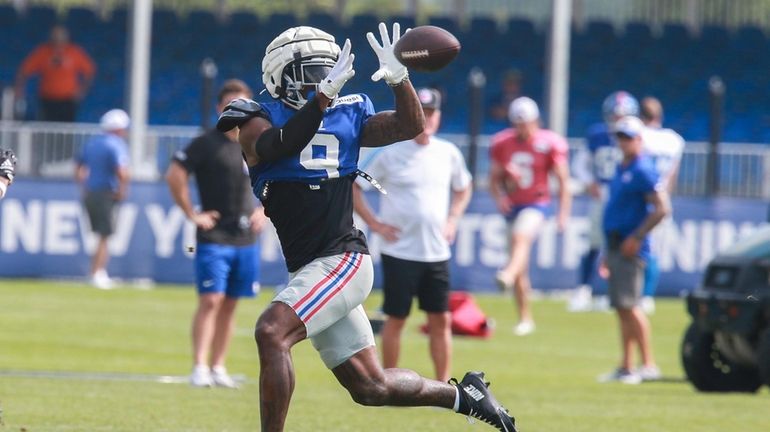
top-left (84, 191), bottom-right (117, 237)
top-left (606, 250), bottom-right (645, 309)
top-left (274, 252), bottom-right (375, 369)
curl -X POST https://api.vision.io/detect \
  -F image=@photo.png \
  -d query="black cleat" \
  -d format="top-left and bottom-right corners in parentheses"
top-left (450, 371), bottom-right (517, 432)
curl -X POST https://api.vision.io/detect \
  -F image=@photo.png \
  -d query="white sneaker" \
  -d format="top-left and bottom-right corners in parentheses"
top-left (636, 365), bottom-right (661, 381)
top-left (641, 296), bottom-right (656, 315)
top-left (598, 368), bottom-right (641, 385)
top-left (592, 295), bottom-right (610, 312)
top-left (513, 321), bottom-right (535, 336)
top-left (567, 285), bottom-right (593, 312)
top-left (211, 366), bottom-right (239, 389)
top-left (190, 365), bottom-right (213, 387)
top-left (91, 269), bottom-right (114, 290)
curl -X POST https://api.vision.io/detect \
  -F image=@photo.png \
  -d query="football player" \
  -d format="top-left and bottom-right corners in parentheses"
top-left (568, 91), bottom-right (639, 312)
top-left (0, 148), bottom-right (17, 199)
top-left (639, 96), bottom-right (684, 315)
top-left (217, 24), bottom-right (516, 432)
top-left (489, 97), bottom-right (571, 336)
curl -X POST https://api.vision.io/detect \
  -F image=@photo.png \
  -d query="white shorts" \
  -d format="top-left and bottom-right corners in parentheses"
top-left (508, 207), bottom-right (546, 236)
top-left (274, 251), bottom-right (375, 369)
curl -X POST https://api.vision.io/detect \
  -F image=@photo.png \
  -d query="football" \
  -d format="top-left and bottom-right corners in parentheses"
top-left (394, 25), bottom-right (461, 72)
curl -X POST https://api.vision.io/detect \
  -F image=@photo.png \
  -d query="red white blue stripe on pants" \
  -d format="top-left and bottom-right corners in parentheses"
top-left (292, 252), bottom-right (363, 323)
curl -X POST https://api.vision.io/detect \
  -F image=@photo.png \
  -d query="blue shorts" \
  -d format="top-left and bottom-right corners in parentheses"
top-left (194, 242), bottom-right (260, 298)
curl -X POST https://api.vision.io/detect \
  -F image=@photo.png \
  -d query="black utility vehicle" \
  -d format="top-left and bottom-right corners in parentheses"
top-left (682, 225), bottom-right (770, 392)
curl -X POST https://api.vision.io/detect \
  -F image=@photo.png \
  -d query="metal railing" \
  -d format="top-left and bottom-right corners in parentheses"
top-left (1, 121), bottom-right (768, 198)
top-left (0, 121), bottom-right (201, 180)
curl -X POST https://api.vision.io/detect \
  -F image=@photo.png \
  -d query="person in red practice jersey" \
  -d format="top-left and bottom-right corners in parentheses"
top-left (489, 97), bottom-right (571, 336)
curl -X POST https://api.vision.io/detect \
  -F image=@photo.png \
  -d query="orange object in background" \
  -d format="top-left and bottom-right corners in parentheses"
top-left (19, 43), bottom-right (95, 100)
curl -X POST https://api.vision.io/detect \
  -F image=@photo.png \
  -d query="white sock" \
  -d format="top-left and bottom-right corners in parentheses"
top-left (452, 386), bottom-right (460, 412)
top-left (212, 365), bottom-right (227, 375)
top-left (193, 364), bottom-right (209, 373)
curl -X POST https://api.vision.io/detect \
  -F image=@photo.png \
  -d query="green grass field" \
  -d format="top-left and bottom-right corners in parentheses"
top-left (0, 280), bottom-right (767, 432)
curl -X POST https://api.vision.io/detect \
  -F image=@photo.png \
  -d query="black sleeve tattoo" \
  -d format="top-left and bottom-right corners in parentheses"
top-left (359, 80), bottom-right (426, 148)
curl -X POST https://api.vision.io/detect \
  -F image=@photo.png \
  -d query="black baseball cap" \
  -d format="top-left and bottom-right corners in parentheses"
top-left (417, 88), bottom-right (441, 110)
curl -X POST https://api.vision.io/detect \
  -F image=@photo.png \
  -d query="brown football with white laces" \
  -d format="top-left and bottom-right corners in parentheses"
top-left (394, 26), bottom-right (461, 72)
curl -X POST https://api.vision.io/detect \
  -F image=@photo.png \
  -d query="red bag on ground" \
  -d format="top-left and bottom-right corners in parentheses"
top-left (421, 291), bottom-right (493, 338)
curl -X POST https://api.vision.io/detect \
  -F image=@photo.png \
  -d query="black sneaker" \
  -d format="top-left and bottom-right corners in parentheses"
top-left (450, 371), bottom-right (517, 432)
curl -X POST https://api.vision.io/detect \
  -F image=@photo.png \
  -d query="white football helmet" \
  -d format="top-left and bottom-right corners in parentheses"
top-left (262, 26), bottom-right (341, 110)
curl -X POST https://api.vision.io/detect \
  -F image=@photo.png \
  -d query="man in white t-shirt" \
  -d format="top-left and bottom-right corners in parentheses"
top-left (353, 88), bottom-right (472, 382)
top-left (640, 97), bottom-right (684, 190)
top-left (639, 97), bottom-right (684, 314)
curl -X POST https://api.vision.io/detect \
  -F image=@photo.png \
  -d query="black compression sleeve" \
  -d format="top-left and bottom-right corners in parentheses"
top-left (254, 97), bottom-right (325, 163)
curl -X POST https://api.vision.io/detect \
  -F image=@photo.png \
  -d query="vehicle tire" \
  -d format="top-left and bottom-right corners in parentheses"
top-left (681, 323), bottom-right (761, 392)
top-left (758, 328), bottom-right (770, 388)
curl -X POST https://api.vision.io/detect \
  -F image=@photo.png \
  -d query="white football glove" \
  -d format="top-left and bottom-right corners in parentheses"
top-left (318, 38), bottom-right (355, 99)
top-left (367, 22), bottom-right (409, 85)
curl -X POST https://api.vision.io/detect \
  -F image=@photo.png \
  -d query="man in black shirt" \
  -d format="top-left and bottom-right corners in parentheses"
top-left (167, 79), bottom-right (266, 388)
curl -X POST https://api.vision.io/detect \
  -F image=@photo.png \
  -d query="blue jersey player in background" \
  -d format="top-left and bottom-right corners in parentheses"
top-left (639, 96), bottom-right (684, 314)
top-left (216, 24), bottom-right (516, 432)
top-left (569, 91), bottom-right (639, 312)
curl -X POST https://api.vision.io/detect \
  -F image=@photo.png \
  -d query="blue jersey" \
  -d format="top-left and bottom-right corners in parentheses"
top-left (250, 94), bottom-right (375, 190)
top-left (248, 94), bottom-right (374, 272)
top-left (603, 155), bottom-right (661, 260)
top-left (586, 122), bottom-right (622, 184)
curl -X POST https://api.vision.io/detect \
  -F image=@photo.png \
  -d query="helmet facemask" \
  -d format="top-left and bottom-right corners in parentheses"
top-left (262, 27), bottom-right (341, 109)
top-left (280, 56), bottom-right (336, 110)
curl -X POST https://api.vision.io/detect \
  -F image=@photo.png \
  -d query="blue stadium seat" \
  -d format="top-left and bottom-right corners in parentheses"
top-left (734, 25), bottom-right (765, 46)
top-left (24, 5), bottom-right (57, 29)
top-left (268, 13), bottom-right (297, 32)
top-left (185, 10), bottom-right (217, 31)
top-left (307, 11), bottom-right (339, 34)
top-left (427, 16), bottom-right (461, 40)
top-left (506, 18), bottom-right (535, 38)
top-left (624, 21), bottom-right (651, 43)
top-left (229, 11), bottom-right (258, 31)
top-left (699, 24), bottom-right (730, 53)
top-left (469, 17), bottom-right (498, 38)
top-left (0, 4), bottom-right (17, 27)
top-left (385, 15), bottom-right (416, 32)
top-left (3, 8), bottom-right (768, 142)
top-left (585, 20), bottom-right (615, 42)
top-left (346, 14), bottom-right (379, 81)
top-left (66, 7), bottom-right (97, 27)
top-left (109, 8), bottom-right (129, 30)
top-left (349, 13), bottom-right (378, 32)
top-left (153, 8), bottom-right (179, 33)
top-left (661, 23), bottom-right (690, 46)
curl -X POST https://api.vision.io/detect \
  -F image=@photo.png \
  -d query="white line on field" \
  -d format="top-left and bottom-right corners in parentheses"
top-left (0, 369), bottom-right (248, 384)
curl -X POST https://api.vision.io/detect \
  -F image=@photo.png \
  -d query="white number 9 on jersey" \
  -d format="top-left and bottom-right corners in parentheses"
top-left (299, 133), bottom-right (341, 178)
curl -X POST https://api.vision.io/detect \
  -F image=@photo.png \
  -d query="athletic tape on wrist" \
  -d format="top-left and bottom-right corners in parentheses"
top-left (387, 73), bottom-right (410, 87)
